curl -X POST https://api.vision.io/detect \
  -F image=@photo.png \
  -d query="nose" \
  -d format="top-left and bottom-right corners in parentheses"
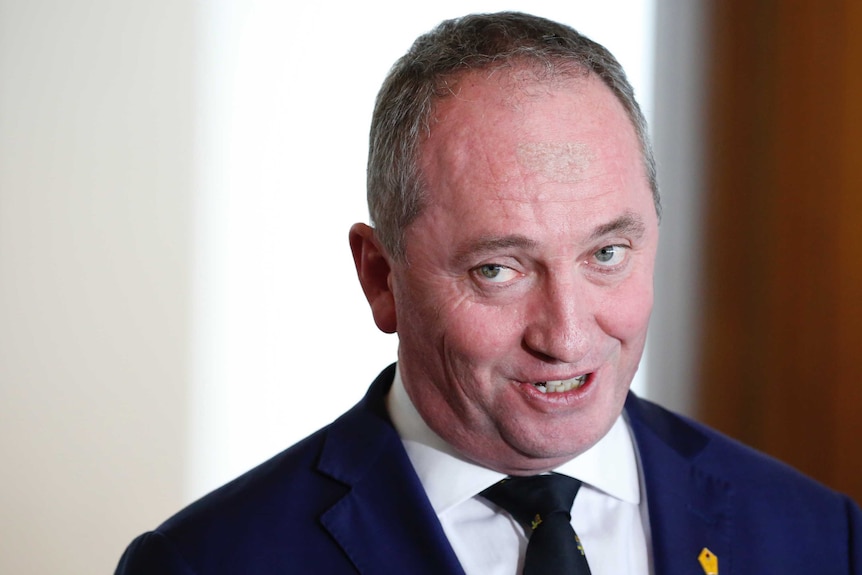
top-left (522, 275), bottom-right (591, 364)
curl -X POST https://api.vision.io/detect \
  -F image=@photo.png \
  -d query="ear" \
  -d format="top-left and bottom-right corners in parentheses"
top-left (349, 223), bottom-right (398, 334)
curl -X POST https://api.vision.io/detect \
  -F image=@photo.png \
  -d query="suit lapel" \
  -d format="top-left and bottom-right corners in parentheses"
top-left (626, 395), bottom-right (734, 575)
top-left (317, 366), bottom-right (466, 575)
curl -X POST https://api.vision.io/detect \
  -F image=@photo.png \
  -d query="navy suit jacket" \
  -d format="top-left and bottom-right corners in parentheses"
top-left (116, 364), bottom-right (862, 574)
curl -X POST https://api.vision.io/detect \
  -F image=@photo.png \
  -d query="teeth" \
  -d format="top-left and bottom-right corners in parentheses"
top-left (534, 375), bottom-right (587, 394)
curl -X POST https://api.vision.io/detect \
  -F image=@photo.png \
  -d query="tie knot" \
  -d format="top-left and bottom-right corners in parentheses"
top-left (481, 473), bottom-right (582, 531)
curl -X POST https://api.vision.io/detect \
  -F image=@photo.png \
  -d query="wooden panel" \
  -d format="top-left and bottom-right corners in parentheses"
top-left (699, 0), bottom-right (862, 502)
top-left (833, 0), bottom-right (862, 499)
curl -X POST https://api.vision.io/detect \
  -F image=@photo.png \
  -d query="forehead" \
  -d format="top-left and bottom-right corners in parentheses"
top-left (515, 141), bottom-right (596, 183)
top-left (417, 69), bottom-right (647, 211)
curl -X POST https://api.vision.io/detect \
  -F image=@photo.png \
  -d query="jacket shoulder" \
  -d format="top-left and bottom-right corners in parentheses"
top-left (626, 394), bottom-right (862, 573)
top-left (115, 366), bottom-right (405, 574)
top-left (626, 393), bottom-right (843, 494)
top-left (142, 425), bottom-right (351, 573)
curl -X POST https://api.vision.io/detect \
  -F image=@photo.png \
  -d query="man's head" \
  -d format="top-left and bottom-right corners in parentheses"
top-left (350, 12), bottom-right (659, 475)
top-left (366, 11), bottom-right (659, 260)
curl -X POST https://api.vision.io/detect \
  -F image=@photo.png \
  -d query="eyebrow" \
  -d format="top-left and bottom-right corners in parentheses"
top-left (452, 211), bottom-right (647, 264)
top-left (453, 235), bottom-right (538, 265)
top-left (589, 212), bottom-right (647, 242)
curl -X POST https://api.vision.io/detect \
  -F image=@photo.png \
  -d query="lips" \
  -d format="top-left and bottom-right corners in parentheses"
top-left (532, 374), bottom-right (588, 394)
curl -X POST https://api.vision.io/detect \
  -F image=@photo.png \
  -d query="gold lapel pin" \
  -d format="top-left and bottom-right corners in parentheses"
top-left (698, 547), bottom-right (718, 575)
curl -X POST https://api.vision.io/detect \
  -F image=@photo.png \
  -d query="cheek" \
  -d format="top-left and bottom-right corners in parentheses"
top-left (442, 302), bottom-right (526, 364)
top-left (395, 275), bottom-right (516, 363)
top-left (596, 279), bottom-right (654, 341)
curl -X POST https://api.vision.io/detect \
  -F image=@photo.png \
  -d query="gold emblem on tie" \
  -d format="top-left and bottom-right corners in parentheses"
top-left (698, 547), bottom-right (718, 574)
top-left (575, 534), bottom-right (586, 556)
top-left (531, 514), bottom-right (542, 530)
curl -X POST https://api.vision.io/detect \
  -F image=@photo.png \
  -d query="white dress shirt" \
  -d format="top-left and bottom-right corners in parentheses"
top-left (387, 366), bottom-right (653, 575)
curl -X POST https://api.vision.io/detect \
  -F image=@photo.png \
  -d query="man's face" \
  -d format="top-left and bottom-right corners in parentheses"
top-left (376, 70), bottom-right (658, 475)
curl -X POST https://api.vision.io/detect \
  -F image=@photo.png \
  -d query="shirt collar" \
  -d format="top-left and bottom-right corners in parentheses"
top-left (387, 364), bottom-right (642, 516)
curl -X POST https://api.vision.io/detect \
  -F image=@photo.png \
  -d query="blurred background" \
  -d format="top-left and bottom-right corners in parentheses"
top-left (1, 1), bottom-right (860, 573)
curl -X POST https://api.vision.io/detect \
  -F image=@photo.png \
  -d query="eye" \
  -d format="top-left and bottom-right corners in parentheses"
top-left (475, 263), bottom-right (519, 283)
top-left (593, 245), bottom-right (628, 267)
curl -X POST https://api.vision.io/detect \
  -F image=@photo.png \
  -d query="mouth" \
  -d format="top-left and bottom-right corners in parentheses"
top-left (531, 374), bottom-right (589, 394)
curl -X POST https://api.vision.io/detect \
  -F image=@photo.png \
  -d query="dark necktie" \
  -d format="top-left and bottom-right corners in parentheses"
top-left (481, 473), bottom-right (592, 575)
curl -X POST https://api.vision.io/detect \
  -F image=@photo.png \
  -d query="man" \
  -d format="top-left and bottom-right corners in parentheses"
top-left (116, 12), bottom-right (861, 574)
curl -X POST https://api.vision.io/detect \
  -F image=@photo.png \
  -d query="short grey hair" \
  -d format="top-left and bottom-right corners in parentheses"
top-left (367, 11), bottom-right (659, 260)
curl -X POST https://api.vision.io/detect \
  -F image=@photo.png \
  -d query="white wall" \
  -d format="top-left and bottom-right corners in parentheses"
top-left (0, 1), bottom-right (195, 573)
top-left (648, 0), bottom-right (709, 416)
